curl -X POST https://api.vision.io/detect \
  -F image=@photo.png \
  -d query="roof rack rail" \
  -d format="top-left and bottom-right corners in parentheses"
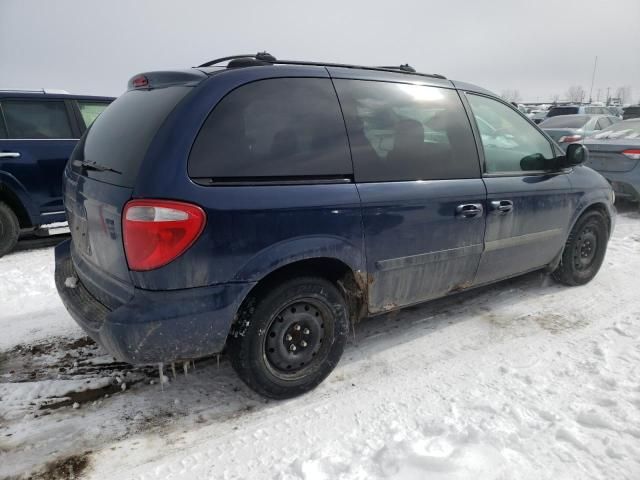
top-left (197, 52), bottom-right (447, 80)
top-left (377, 64), bottom-right (416, 73)
top-left (198, 52), bottom-right (276, 68)
top-left (0, 88), bottom-right (70, 94)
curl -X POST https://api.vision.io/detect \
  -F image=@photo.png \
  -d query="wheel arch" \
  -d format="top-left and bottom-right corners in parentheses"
top-left (234, 256), bottom-right (369, 333)
top-left (570, 201), bottom-right (613, 237)
top-left (548, 200), bottom-right (612, 272)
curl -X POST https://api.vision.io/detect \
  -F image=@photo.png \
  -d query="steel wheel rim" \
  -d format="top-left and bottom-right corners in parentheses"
top-left (263, 298), bottom-right (332, 378)
top-left (574, 226), bottom-right (598, 271)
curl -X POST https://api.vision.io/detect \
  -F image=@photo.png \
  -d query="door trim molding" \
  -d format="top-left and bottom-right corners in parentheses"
top-left (484, 228), bottom-right (563, 252)
top-left (375, 244), bottom-right (484, 271)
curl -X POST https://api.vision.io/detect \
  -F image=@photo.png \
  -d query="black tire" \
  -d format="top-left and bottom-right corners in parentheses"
top-left (552, 210), bottom-right (609, 286)
top-left (0, 202), bottom-right (20, 258)
top-left (227, 276), bottom-right (349, 399)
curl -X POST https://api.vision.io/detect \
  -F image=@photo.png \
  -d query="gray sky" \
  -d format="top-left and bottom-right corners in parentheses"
top-left (1, 0), bottom-right (639, 103)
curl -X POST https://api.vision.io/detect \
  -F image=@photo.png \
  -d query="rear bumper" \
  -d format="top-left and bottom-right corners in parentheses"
top-left (54, 239), bottom-right (255, 364)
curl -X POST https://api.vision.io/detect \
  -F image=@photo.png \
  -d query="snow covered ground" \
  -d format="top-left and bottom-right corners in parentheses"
top-left (1, 207), bottom-right (640, 480)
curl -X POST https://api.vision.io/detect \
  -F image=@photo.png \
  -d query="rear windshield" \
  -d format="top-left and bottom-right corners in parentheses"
top-left (546, 107), bottom-right (579, 118)
top-left (539, 115), bottom-right (590, 128)
top-left (70, 86), bottom-right (190, 187)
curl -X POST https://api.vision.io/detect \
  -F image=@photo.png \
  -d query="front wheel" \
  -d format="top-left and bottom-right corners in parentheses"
top-left (227, 276), bottom-right (349, 399)
top-left (552, 210), bottom-right (609, 286)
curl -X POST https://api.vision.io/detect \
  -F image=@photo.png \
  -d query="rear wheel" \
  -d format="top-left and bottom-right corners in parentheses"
top-left (552, 210), bottom-right (609, 286)
top-left (227, 276), bottom-right (349, 399)
top-left (0, 202), bottom-right (20, 257)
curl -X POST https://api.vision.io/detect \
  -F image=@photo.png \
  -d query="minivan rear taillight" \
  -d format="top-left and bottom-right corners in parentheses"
top-left (123, 200), bottom-right (206, 271)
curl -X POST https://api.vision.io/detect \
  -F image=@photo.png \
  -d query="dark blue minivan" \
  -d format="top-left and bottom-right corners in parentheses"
top-left (55, 54), bottom-right (615, 398)
top-left (0, 90), bottom-right (113, 256)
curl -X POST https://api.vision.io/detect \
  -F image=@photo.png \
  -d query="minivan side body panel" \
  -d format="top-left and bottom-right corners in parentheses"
top-left (358, 180), bottom-right (486, 313)
top-left (128, 184), bottom-right (365, 290)
top-left (474, 173), bottom-right (573, 285)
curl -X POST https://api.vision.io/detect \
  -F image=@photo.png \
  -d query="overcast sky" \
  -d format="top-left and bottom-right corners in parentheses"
top-left (1, 0), bottom-right (639, 103)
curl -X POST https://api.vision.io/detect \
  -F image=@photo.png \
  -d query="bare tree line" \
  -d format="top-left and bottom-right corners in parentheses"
top-left (501, 85), bottom-right (635, 104)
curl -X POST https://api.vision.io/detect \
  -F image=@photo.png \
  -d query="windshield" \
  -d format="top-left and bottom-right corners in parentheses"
top-left (591, 120), bottom-right (640, 140)
top-left (540, 115), bottom-right (589, 128)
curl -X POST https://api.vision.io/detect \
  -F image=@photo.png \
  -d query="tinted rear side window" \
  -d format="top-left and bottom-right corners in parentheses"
top-left (71, 86), bottom-right (190, 187)
top-left (189, 78), bottom-right (352, 180)
top-left (334, 80), bottom-right (479, 182)
top-left (547, 107), bottom-right (579, 118)
top-left (2, 100), bottom-right (73, 139)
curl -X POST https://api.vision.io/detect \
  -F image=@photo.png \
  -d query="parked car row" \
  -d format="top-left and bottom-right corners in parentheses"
top-left (51, 53), bottom-right (616, 399)
top-left (526, 103), bottom-right (639, 124)
top-left (536, 113), bottom-right (640, 201)
top-left (0, 90), bottom-right (113, 255)
top-left (1, 85), bottom-right (638, 261)
top-left (539, 114), bottom-right (620, 149)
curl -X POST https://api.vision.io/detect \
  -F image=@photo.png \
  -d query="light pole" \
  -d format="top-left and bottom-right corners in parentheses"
top-left (588, 56), bottom-right (598, 104)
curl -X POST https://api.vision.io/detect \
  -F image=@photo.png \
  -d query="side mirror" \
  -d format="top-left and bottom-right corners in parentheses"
top-left (520, 153), bottom-right (560, 171)
top-left (520, 153), bottom-right (547, 171)
top-left (564, 143), bottom-right (588, 167)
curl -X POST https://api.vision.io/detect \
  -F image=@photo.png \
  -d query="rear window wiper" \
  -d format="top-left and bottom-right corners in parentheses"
top-left (73, 159), bottom-right (122, 175)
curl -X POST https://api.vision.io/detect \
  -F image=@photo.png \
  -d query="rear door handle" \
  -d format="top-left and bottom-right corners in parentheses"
top-left (490, 200), bottom-right (513, 214)
top-left (456, 203), bottom-right (484, 218)
top-left (0, 152), bottom-right (21, 158)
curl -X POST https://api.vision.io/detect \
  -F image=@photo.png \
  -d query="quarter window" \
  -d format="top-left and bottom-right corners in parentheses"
top-left (334, 80), bottom-right (479, 182)
top-left (77, 101), bottom-right (110, 129)
top-left (467, 94), bottom-right (554, 173)
top-left (1, 100), bottom-right (73, 139)
top-left (189, 78), bottom-right (352, 180)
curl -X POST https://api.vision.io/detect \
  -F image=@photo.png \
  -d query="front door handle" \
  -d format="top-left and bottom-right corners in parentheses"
top-left (456, 203), bottom-right (484, 218)
top-left (490, 200), bottom-right (514, 214)
top-left (0, 152), bottom-right (21, 158)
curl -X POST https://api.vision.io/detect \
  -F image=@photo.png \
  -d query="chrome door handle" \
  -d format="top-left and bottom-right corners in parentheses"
top-left (0, 152), bottom-right (21, 158)
top-left (490, 200), bottom-right (513, 214)
top-left (456, 203), bottom-right (484, 218)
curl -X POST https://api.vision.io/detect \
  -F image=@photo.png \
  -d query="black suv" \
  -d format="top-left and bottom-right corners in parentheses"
top-left (0, 90), bottom-right (113, 256)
